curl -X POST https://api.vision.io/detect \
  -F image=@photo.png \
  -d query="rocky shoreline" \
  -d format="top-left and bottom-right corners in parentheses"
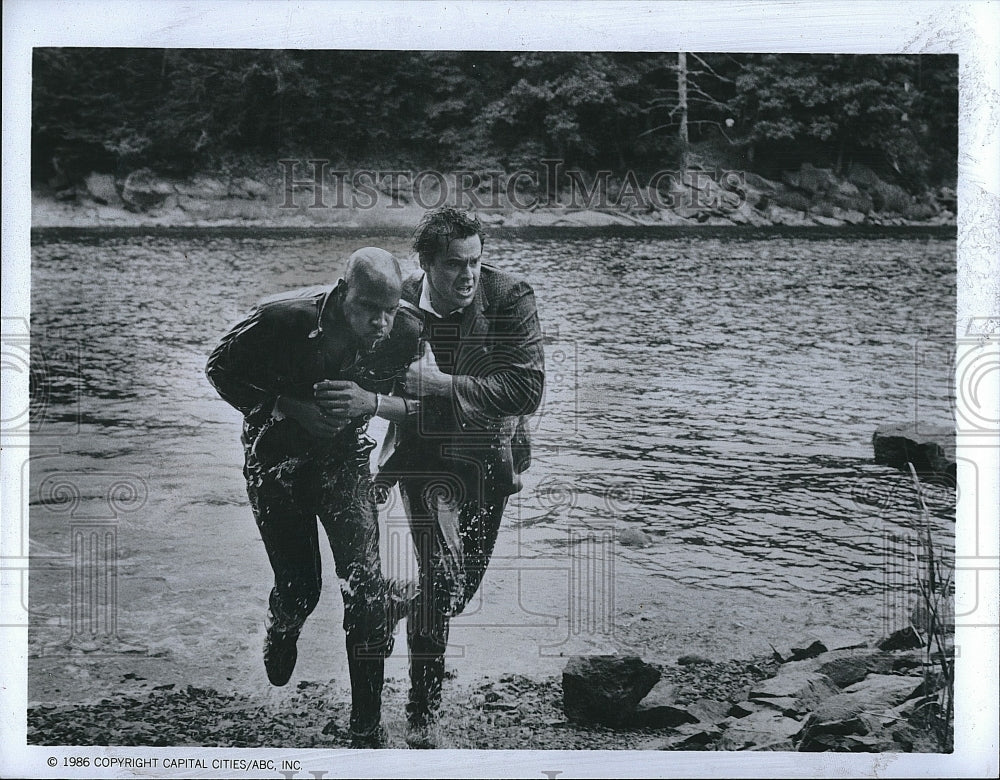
top-left (20, 656), bottom-right (791, 750)
top-left (32, 161), bottom-right (956, 230)
top-left (28, 626), bottom-right (950, 752)
top-left (563, 626), bottom-right (951, 753)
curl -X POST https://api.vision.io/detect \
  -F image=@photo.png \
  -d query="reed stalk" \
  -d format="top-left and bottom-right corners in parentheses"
top-left (907, 463), bottom-right (954, 752)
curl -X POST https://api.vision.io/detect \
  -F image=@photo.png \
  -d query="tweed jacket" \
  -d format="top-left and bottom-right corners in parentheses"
top-left (380, 264), bottom-right (545, 494)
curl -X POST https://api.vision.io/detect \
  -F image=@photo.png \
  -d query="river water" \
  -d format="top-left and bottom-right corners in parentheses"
top-left (27, 227), bottom-right (955, 704)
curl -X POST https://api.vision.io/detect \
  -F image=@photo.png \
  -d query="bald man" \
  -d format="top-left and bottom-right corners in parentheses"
top-left (206, 248), bottom-right (421, 747)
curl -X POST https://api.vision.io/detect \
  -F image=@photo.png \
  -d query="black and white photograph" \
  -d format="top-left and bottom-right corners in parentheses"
top-left (2, 1), bottom-right (998, 778)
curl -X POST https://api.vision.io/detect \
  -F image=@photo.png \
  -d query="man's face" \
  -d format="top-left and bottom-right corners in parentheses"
top-left (423, 234), bottom-right (483, 315)
top-left (342, 278), bottom-right (400, 349)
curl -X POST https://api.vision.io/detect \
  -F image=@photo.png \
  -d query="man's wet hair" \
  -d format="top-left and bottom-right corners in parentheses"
top-left (413, 208), bottom-right (485, 267)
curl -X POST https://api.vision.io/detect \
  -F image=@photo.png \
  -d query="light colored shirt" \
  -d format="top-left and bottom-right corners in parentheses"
top-left (418, 273), bottom-right (465, 319)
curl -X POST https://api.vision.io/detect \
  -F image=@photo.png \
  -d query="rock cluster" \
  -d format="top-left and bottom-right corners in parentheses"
top-left (28, 636), bottom-right (949, 751)
top-left (49, 168), bottom-right (275, 224)
top-left (40, 160), bottom-right (955, 229)
top-left (492, 162), bottom-right (954, 228)
top-left (563, 626), bottom-right (951, 752)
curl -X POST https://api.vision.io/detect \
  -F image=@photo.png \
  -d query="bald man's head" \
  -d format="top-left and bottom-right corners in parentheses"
top-left (341, 247), bottom-right (403, 348)
top-left (345, 247), bottom-right (402, 295)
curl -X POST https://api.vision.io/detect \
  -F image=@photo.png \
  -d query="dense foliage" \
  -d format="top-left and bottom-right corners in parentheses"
top-left (32, 50), bottom-right (956, 189)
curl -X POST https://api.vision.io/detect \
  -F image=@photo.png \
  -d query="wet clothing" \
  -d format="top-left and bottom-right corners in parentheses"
top-left (378, 266), bottom-right (545, 721)
top-left (206, 281), bottom-right (421, 736)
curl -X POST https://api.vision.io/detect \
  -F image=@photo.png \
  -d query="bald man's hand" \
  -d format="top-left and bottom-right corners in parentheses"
top-left (275, 396), bottom-right (350, 439)
top-left (314, 380), bottom-right (378, 419)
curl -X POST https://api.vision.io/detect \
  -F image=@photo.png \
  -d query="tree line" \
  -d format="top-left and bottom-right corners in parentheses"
top-left (32, 50), bottom-right (956, 191)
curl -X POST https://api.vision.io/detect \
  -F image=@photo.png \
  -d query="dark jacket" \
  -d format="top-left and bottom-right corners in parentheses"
top-left (206, 281), bottom-right (422, 463)
top-left (381, 265), bottom-right (545, 495)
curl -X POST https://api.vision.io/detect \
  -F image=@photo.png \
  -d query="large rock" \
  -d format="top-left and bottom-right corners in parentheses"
top-left (817, 651), bottom-right (895, 688)
top-left (778, 648), bottom-right (895, 688)
top-left (617, 527), bottom-right (653, 548)
top-left (831, 180), bottom-right (874, 214)
top-left (562, 655), bottom-right (660, 727)
top-left (726, 201), bottom-right (772, 226)
top-left (84, 172), bottom-right (123, 207)
top-left (803, 674), bottom-right (925, 748)
top-left (749, 669), bottom-right (840, 716)
top-left (122, 168), bottom-right (175, 211)
top-left (686, 698), bottom-right (732, 725)
top-left (830, 205), bottom-right (867, 224)
top-left (795, 163), bottom-right (840, 196)
top-left (230, 177), bottom-right (271, 200)
top-left (717, 709), bottom-right (807, 751)
top-left (872, 423), bottom-right (955, 483)
top-left (642, 722), bottom-right (725, 750)
top-left (630, 691), bottom-right (732, 729)
top-left (844, 162), bottom-right (919, 214)
top-left (846, 161), bottom-right (885, 190)
top-left (763, 203), bottom-right (813, 226)
top-left (772, 188), bottom-right (813, 213)
top-left (744, 172), bottom-right (782, 193)
top-left (810, 674), bottom-right (923, 727)
top-left (874, 181), bottom-right (916, 215)
top-left (877, 626), bottom-right (925, 651)
top-left (728, 700), bottom-right (765, 718)
top-left (629, 681), bottom-right (697, 728)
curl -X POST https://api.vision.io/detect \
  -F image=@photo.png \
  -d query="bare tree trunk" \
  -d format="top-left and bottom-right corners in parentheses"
top-left (677, 52), bottom-right (689, 171)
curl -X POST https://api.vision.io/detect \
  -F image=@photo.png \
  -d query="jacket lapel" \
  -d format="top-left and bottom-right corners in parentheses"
top-left (401, 274), bottom-right (422, 307)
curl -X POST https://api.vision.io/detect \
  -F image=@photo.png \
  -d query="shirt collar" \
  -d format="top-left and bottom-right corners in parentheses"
top-left (309, 280), bottom-right (344, 339)
top-left (418, 272), bottom-right (465, 319)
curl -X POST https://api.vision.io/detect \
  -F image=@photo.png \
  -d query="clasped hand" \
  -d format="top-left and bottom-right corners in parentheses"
top-left (313, 380), bottom-right (376, 419)
top-left (278, 382), bottom-right (374, 440)
top-left (290, 343), bottom-right (445, 439)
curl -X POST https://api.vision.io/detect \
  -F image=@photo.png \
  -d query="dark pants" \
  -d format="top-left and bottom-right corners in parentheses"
top-left (245, 438), bottom-right (390, 736)
top-left (398, 473), bottom-right (507, 723)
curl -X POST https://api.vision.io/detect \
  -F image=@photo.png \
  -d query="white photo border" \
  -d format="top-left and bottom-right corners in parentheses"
top-left (2, 1), bottom-right (997, 777)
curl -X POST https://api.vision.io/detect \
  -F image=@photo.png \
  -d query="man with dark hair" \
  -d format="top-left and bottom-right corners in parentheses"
top-left (205, 247), bottom-right (420, 748)
top-left (379, 207), bottom-right (546, 747)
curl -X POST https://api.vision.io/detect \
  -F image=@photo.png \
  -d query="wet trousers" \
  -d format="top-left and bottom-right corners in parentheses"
top-left (398, 474), bottom-right (507, 723)
top-left (245, 441), bottom-right (390, 736)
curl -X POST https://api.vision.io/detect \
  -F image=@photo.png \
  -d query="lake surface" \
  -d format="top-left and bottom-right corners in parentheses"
top-left (26, 228), bottom-right (956, 702)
